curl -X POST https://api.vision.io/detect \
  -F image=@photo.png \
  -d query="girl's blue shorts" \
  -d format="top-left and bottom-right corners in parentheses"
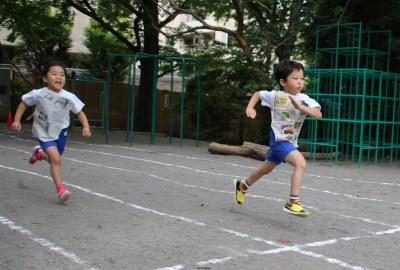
top-left (38, 128), bottom-right (68, 155)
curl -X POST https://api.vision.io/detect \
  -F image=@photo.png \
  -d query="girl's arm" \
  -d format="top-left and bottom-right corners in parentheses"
top-left (76, 111), bottom-right (91, 137)
top-left (12, 101), bottom-right (28, 131)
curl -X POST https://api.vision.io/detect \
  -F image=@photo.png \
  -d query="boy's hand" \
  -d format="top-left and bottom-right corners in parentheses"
top-left (246, 107), bottom-right (257, 119)
top-left (11, 121), bottom-right (21, 132)
top-left (82, 127), bottom-right (91, 138)
top-left (288, 96), bottom-right (302, 111)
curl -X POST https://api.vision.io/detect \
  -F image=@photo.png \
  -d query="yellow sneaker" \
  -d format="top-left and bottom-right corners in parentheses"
top-left (282, 199), bottom-right (310, 217)
top-left (234, 179), bottom-right (247, 204)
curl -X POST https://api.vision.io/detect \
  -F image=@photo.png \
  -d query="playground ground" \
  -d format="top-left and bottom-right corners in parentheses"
top-left (0, 124), bottom-right (399, 270)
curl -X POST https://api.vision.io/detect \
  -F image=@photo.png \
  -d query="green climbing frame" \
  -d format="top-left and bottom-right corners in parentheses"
top-left (300, 22), bottom-right (400, 165)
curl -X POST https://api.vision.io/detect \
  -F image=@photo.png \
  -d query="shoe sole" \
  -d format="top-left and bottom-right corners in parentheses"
top-left (233, 179), bottom-right (244, 205)
top-left (59, 190), bottom-right (71, 203)
top-left (282, 206), bottom-right (310, 217)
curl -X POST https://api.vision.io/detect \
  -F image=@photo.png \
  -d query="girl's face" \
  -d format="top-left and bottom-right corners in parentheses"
top-left (279, 69), bottom-right (305, 95)
top-left (43, 65), bottom-right (66, 92)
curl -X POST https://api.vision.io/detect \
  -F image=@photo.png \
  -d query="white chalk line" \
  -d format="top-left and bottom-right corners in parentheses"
top-left (1, 162), bottom-right (399, 270)
top-left (0, 214), bottom-right (98, 270)
top-left (64, 157), bottom-right (400, 229)
top-left (226, 163), bottom-right (400, 187)
top-left (2, 132), bottom-right (399, 186)
top-left (64, 146), bottom-right (400, 206)
top-left (68, 139), bottom-right (400, 188)
top-left (1, 143), bottom-right (398, 228)
top-left (1, 133), bottom-right (399, 269)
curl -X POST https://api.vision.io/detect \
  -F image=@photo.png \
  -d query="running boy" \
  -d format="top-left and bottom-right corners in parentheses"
top-left (12, 61), bottom-right (91, 203)
top-left (234, 60), bottom-right (322, 216)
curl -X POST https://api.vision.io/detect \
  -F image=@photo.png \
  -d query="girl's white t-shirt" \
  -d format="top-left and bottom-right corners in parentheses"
top-left (22, 87), bottom-right (84, 141)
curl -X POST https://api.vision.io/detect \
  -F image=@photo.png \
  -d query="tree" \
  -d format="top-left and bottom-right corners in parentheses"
top-left (65, 0), bottom-right (166, 131)
top-left (80, 18), bottom-right (133, 81)
top-left (0, 0), bottom-right (73, 74)
top-left (302, 0), bottom-right (400, 73)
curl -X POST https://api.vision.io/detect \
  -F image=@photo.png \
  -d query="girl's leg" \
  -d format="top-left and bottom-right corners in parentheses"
top-left (43, 146), bottom-right (63, 186)
top-left (43, 146), bottom-right (71, 202)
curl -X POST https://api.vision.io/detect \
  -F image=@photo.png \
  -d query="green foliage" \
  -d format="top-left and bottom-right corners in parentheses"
top-left (79, 19), bottom-right (133, 81)
top-left (10, 78), bottom-right (31, 117)
top-left (183, 44), bottom-right (274, 144)
top-left (302, 0), bottom-right (400, 73)
top-left (0, 0), bottom-right (73, 71)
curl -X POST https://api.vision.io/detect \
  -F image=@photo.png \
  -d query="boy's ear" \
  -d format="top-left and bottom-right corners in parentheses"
top-left (279, 78), bottom-right (286, 86)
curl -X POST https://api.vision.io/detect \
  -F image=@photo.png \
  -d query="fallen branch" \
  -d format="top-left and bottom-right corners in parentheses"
top-left (208, 141), bottom-right (340, 161)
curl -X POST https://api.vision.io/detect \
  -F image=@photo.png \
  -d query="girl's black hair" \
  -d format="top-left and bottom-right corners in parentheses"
top-left (41, 61), bottom-right (67, 76)
top-left (274, 60), bottom-right (304, 85)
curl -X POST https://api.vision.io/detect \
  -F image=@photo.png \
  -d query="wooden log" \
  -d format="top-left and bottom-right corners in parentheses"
top-left (208, 141), bottom-right (341, 161)
top-left (242, 141), bottom-right (270, 160)
top-left (208, 142), bottom-right (253, 157)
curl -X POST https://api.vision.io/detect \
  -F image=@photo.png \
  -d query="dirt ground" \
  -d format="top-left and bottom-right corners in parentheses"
top-left (1, 124), bottom-right (399, 270)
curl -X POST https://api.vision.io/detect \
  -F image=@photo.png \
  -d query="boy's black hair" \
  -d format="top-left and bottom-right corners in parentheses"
top-left (274, 60), bottom-right (304, 86)
top-left (42, 61), bottom-right (67, 76)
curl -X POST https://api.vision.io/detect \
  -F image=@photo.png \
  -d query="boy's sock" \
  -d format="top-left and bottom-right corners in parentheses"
top-left (240, 179), bottom-right (251, 193)
top-left (289, 195), bottom-right (300, 203)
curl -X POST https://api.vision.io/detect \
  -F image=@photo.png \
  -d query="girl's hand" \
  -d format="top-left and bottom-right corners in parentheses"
top-left (82, 127), bottom-right (91, 138)
top-left (11, 121), bottom-right (21, 132)
top-left (246, 107), bottom-right (257, 119)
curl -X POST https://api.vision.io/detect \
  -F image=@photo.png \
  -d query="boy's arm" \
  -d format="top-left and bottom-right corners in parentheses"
top-left (288, 96), bottom-right (322, 119)
top-left (12, 101), bottom-right (28, 131)
top-left (76, 111), bottom-right (92, 137)
top-left (246, 91), bottom-right (261, 119)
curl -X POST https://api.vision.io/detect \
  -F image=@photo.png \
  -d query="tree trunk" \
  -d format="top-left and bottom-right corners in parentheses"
top-left (134, 0), bottom-right (159, 131)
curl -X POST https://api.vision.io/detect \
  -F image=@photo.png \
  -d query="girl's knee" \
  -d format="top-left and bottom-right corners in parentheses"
top-left (49, 155), bottom-right (62, 165)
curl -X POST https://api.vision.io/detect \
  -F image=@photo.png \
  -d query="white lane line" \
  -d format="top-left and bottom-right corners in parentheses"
top-left (68, 140), bottom-right (215, 161)
top-left (66, 138), bottom-right (400, 187)
top-left (226, 163), bottom-right (400, 187)
top-left (66, 157), bottom-right (399, 229)
top-left (1, 132), bottom-right (400, 187)
top-left (64, 147), bottom-right (400, 205)
top-left (2, 143), bottom-right (397, 206)
top-left (0, 143), bottom-right (398, 227)
top-left (0, 141), bottom-right (397, 228)
top-left (0, 214), bottom-right (98, 270)
top-left (1, 163), bottom-right (398, 270)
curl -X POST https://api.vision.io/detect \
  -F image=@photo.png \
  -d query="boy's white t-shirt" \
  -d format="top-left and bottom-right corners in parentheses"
top-left (259, 90), bottom-right (320, 147)
top-left (22, 87), bottom-right (84, 142)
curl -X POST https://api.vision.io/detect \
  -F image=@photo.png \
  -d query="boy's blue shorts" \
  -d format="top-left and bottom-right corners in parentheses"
top-left (38, 128), bottom-right (68, 155)
top-left (266, 132), bottom-right (297, 165)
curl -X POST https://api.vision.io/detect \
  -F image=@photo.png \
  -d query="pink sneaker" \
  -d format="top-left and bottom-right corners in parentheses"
top-left (58, 188), bottom-right (71, 203)
top-left (29, 145), bottom-right (43, 164)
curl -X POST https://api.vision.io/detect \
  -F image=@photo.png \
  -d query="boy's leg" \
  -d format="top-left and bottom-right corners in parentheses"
top-left (234, 160), bottom-right (277, 204)
top-left (284, 150), bottom-right (307, 197)
top-left (282, 150), bottom-right (309, 216)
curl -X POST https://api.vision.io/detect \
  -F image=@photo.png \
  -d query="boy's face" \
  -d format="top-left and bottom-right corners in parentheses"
top-left (279, 69), bottom-right (304, 95)
top-left (43, 66), bottom-right (66, 92)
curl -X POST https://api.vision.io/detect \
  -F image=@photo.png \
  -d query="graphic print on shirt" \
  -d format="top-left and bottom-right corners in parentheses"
top-left (33, 89), bottom-right (72, 141)
top-left (271, 93), bottom-right (306, 146)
